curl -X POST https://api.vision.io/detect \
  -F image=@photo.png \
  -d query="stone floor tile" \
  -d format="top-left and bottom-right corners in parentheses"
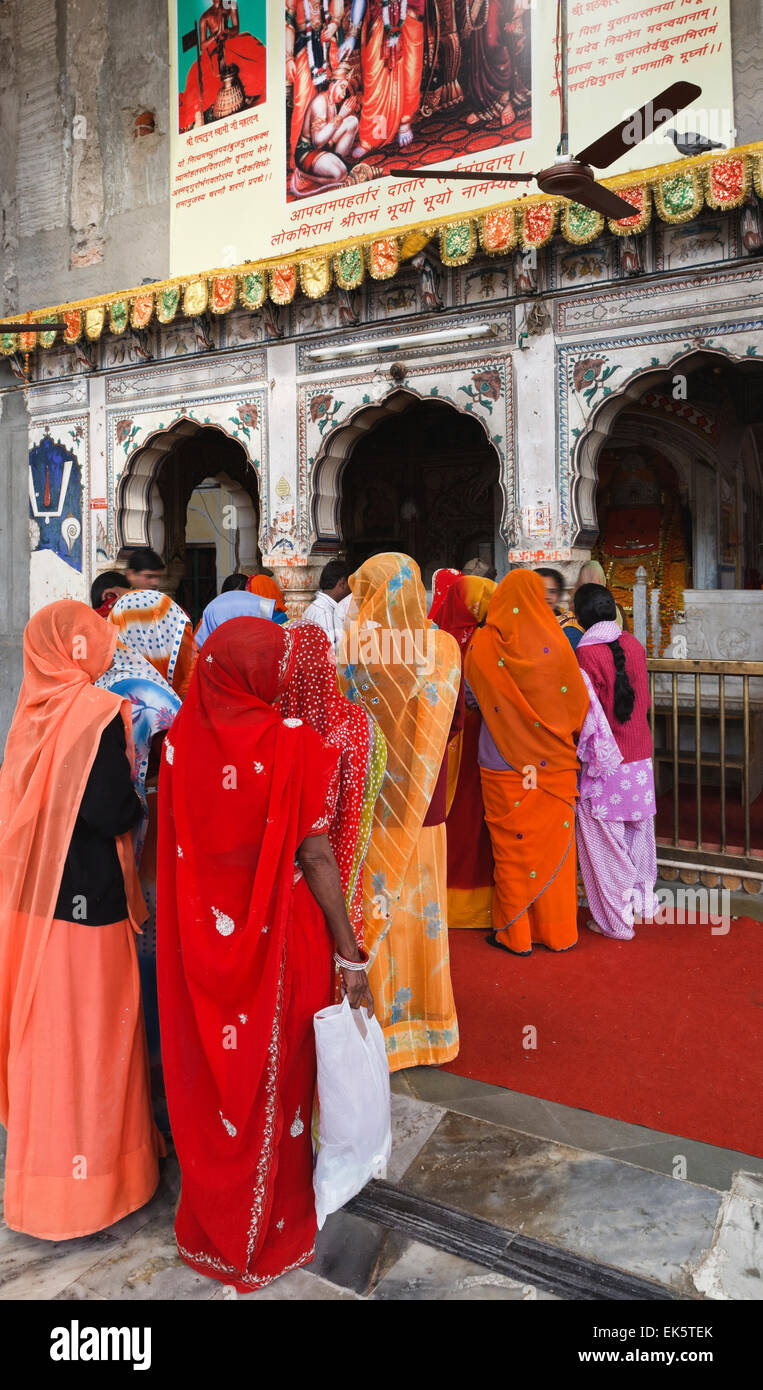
top-left (604, 1136), bottom-right (763, 1192)
top-left (400, 1111), bottom-right (721, 1292)
top-left (387, 1093), bottom-right (446, 1182)
top-left (311, 1208), bottom-right (408, 1295)
top-left (401, 1068), bottom-right (763, 1190)
top-left (371, 1240), bottom-right (558, 1301)
top-left (210, 1268), bottom-right (363, 1300)
top-left (689, 1170), bottom-right (763, 1301)
top-left (57, 1214), bottom-right (213, 1301)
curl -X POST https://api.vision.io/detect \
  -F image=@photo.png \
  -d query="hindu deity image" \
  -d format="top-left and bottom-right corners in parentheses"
top-left (178, 0), bottom-right (267, 131)
top-left (285, 0), bottom-right (532, 199)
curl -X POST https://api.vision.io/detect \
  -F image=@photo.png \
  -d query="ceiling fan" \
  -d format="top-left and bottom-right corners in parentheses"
top-left (389, 0), bottom-right (702, 223)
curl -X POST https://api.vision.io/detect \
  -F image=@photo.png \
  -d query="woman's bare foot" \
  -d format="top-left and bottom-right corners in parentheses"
top-left (398, 121), bottom-right (414, 147)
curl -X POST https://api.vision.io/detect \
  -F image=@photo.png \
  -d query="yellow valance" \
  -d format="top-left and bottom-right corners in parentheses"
top-left (1, 144), bottom-right (760, 356)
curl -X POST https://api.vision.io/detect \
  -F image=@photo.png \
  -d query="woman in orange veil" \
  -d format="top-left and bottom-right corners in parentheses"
top-left (465, 570), bottom-right (589, 955)
top-left (0, 602), bottom-right (161, 1238)
top-left (337, 554), bottom-right (461, 1070)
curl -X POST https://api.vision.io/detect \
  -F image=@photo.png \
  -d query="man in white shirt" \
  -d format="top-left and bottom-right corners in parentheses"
top-left (300, 560), bottom-right (351, 649)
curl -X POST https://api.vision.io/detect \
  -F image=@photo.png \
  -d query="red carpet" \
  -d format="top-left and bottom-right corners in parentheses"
top-left (443, 910), bottom-right (763, 1156)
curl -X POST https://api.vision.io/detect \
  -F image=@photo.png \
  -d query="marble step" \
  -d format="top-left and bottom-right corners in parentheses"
top-left (348, 1181), bottom-right (679, 1301)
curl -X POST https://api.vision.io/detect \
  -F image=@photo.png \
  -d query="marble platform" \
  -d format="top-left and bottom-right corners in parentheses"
top-left (2, 1076), bottom-right (761, 1301)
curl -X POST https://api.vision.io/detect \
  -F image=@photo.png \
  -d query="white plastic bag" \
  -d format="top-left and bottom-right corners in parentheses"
top-left (313, 996), bottom-right (391, 1229)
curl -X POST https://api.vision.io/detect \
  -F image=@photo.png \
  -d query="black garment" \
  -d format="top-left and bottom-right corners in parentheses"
top-left (54, 714), bottom-right (142, 925)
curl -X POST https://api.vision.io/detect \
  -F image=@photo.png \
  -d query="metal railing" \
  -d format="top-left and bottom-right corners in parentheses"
top-left (647, 658), bottom-right (763, 884)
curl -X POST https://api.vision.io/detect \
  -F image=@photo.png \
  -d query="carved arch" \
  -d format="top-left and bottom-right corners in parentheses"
top-left (309, 386), bottom-right (508, 550)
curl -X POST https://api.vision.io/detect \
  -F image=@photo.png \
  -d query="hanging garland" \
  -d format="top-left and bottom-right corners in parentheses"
top-left (2, 145), bottom-right (761, 354)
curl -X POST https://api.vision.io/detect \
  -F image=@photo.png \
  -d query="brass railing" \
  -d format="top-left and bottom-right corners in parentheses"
top-left (647, 658), bottom-right (763, 885)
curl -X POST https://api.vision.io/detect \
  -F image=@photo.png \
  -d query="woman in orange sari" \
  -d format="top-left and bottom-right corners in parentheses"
top-left (465, 570), bottom-right (589, 955)
top-left (430, 573), bottom-right (497, 930)
top-left (337, 553), bottom-right (461, 1069)
top-left (0, 602), bottom-right (162, 1239)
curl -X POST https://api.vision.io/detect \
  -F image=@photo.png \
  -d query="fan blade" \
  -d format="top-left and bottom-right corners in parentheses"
top-left (388, 165), bottom-right (536, 182)
top-left (566, 180), bottom-right (641, 220)
top-left (575, 81), bottom-right (702, 169)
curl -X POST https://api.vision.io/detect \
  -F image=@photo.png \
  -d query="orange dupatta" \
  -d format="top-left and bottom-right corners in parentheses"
top-left (465, 571), bottom-right (588, 953)
top-left (0, 602), bottom-right (146, 1125)
top-left (465, 569), bottom-right (588, 778)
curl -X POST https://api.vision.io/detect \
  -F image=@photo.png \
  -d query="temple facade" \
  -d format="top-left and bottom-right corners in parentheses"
top-left (1, 1), bottom-right (762, 752)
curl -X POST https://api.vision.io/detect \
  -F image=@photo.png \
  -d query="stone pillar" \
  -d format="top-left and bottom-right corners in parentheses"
top-left (633, 565), bottom-right (648, 649)
top-left (0, 379), bottom-right (31, 754)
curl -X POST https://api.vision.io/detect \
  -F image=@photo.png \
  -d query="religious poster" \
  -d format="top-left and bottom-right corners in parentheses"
top-left (176, 1), bottom-right (267, 133)
top-left (285, 2), bottom-right (532, 203)
top-left (168, 0), bottom-right (733, 277)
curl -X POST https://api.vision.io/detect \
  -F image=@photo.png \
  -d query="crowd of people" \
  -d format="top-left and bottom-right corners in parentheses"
top-left (0, 542), bottom-right (656, 1292)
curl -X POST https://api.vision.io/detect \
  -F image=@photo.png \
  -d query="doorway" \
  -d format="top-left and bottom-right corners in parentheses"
top-left (117, 423), bottom-right (260, 623)
top-left (338, 397), bottom-right (500, 587)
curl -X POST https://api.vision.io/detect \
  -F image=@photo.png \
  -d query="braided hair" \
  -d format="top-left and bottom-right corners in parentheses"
top-left (573, 583), bottom-right (635, 724)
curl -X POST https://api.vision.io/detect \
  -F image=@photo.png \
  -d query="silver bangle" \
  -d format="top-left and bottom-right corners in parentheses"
top-left (334, 951), bottom-right (368, 971)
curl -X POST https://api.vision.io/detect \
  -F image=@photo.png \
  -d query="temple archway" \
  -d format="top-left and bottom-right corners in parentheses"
top-left (311, 390), bottom-right (504, 586)
top-left (571, 353), bottom-right (763, 652)
top-left (116, 421), bottom-right (260, 622)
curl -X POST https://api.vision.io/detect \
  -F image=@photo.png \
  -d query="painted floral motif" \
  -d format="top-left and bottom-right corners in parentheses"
top-left (231, 401), bottom-right (259, 439)
top-left (459, 368), bottom-right (501, 414)
top-left (571, 356), bottom-right (620, 405)
top-left (115, 417), bottom-right (136, 446)
top-left (310, 392), bottom-right (343, 435)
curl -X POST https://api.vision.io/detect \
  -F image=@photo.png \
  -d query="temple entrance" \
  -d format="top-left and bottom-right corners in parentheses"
top-left (116, 422), bottom-right (260, 626)
top-left (337, 397), bottom-right (501, 587)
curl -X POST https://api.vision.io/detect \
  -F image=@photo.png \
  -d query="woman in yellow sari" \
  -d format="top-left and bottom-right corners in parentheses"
top-left (337, 554), bottom-right (461, 1071)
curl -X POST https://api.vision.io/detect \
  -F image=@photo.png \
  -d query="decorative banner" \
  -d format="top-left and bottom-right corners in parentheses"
top-left (0, 332), bottom-right (17, 355)
top-left (521, 201), bottom-right (558, 248)
top-left (109, 300), bottom-right (128, 335)
top-left (333, 245), bottom-right (364, 290)
top-left (653, 168), bottom-right (704, 224)
top-left (18, 329), bottom-right (37, 352)
top-left (130, 292), bottom-right (154, 329)
top-left (211, 273), bottom-right (237, 313)
top-left (84, 306), bottom-right (105, 341)
top-left (367, 237), bottom-right (399, 280)
top-left (157, 285), bottom-right (181, 323)
top-left (182, 278), bottom-right (208, 316)
top-left (168, 1), bottom-right (732, 278)
top-left (239, 269), bottom-right (265, 308)
top-left (299, 257), bottom-right (331, 300)
top-left (269, 264), bottom-right (297, 305)
top-left (63, 310), bottom-right (82, 344)
top-left (440, 221), bottom-right (478, 267)
top-left (479, 208), bottom-right (517, 256)
top-left (561, 202), bottom-right (605, 246)
top-left (608, 186), bottom-right (652, 236)
top-left (705, 155), bottom-right (750, 209)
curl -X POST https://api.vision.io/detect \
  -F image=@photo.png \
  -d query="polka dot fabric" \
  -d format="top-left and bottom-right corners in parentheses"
top-left (108, 590), bottom-right (194, 695)
top-left (278, 620), bottom-right (385, 944)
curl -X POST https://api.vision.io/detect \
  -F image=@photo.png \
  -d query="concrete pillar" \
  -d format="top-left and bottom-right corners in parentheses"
top-left (0, 380), bottom-right (31, 754)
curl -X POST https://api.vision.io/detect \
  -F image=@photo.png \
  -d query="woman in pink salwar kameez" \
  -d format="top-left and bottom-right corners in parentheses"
top-left (574, 585), bottom-right (658, 940)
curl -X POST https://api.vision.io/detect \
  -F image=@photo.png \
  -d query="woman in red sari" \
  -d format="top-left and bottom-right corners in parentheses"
top-left (430, 573), bottom-right (497, 930)
top-left (156, 618), bottom-right (372, 1292)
